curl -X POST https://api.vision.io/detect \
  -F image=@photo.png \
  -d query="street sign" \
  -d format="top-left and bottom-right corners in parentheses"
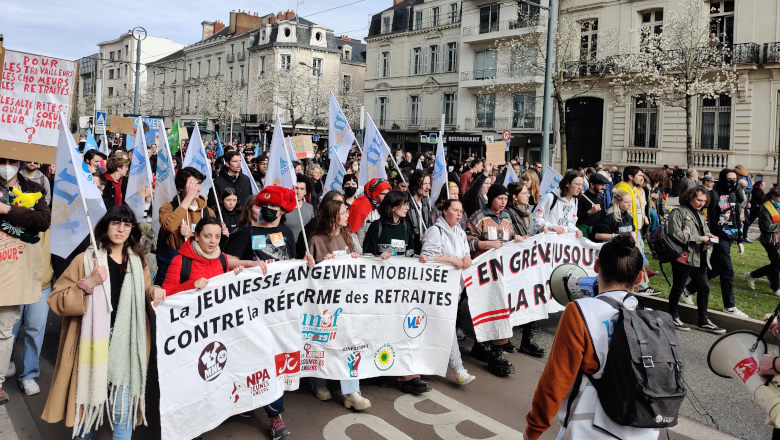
top-left (313, 134), bottom-right (320, 142)
top-left (355, 129), bottom-right (363, 137)
top-left (421, 135), bottom-right (428, 143)
top-left (428, 133), bottom-right (438, 144)
top-left (505, 141), bottom-right (510, 152)
top-left (95, 111), bottom-right (107, 134)
top-left (502, 130), bottom-right (511, 141)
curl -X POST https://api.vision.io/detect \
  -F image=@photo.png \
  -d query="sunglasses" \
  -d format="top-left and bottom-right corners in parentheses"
top-left (0, 158), bottom-right (20, 165)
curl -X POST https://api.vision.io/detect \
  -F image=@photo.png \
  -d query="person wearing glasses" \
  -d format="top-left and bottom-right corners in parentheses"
top-left (20, 161), bottom-right (51, 208)
top-left (0, 156), bottom-right (51, 406)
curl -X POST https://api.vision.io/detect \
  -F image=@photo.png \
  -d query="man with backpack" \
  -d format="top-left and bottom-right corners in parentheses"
top-left (524, 234), bottom-right (684, 440)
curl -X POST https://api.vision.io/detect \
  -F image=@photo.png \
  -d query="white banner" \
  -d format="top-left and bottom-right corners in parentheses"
top-left (358, 113), bottom-right (391, 186)
top-left (152, 120), bottom-right (178, 235)
top-left (538, 165), bottom-right (563, 200)
top-left (323, 155), bottom-right (347, 194)
top-left (0, 50), bottom-right (77, 146)
top-left (125, 117), bottom-right (153, 222)
top-left (182, 123), bottom-right (212, 196)
top-left (429, 136), bottom-right (447, 208)
top-left (463, 233), bottom-right (602, 342)
top-left (328, 92), bottom-right (355, 165)
top-left (265, 115), bottom-right (296, 189)
top-left (156, 256), bottom-right (460, 440)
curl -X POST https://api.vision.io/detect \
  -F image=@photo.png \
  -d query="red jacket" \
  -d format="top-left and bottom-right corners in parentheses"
top-left (162, 238), bottom-right (230, 296)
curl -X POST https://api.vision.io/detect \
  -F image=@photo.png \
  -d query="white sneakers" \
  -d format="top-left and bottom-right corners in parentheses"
top-left (723, 307), bottom-right (748, 318)
top-left (20, 379), bottom-right (39, 396)
top-left (681, 288), bottom-right (694, 305)
top-left (745, 272), bottom-right (756, 290)
top-left (343, 392), bottom-right (371, 410)
top-left (312, 387), bottom-right (332, 401)
top-left (6, 362), bottom-right (15, 378)
top-left (456, 370), bottom-right (476, 385)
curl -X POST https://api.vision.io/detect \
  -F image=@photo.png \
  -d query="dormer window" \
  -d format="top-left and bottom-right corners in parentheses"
top-left (284, 27), bottom-right (291, 37)
top-left (315, 32), bottom-right (323, 41)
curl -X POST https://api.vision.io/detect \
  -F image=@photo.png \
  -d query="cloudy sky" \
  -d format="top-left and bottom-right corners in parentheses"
top-left (0, 0), bottom-right (378, 60)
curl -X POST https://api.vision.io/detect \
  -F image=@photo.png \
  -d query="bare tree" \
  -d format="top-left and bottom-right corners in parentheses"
top-left (192, 76), bottom-right (247, 138)
top-left (611, 0), bottom-right (737, 167)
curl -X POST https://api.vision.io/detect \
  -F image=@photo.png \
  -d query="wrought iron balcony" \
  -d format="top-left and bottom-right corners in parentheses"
top-left (385, 118), bottom-right (456, 131)
top-left (240, 114), bottom-right (258, 124)
top-left (237, 51), bottom-right (247, 61)
top-left (226, 53), bottom-right (236, 63)
top-left (460, 67), bottom-right (538, 81)
top-left (730, 43), bottom-right (760, 64)
top-left (465, 117), bottom-right (540, 132)
top-left (764, 42), bottom-right (780, 64)
top-left (461, 14), bottom-right (546, 37)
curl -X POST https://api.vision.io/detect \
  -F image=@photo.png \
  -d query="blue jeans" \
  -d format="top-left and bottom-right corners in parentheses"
top-left (264, 396), bottom-right (285, 418)
top-left (78, 385), bottom-right (134, 439)
top-left (11, 287), bottom-right (51, 381)
top-left (637, 232), bottom-right (650, 289)
top-left (309, 378), bottom-right (360, 395)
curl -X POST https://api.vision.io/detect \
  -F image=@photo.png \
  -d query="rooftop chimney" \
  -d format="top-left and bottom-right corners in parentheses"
top-left (201, 21), bottom-right (215, 40)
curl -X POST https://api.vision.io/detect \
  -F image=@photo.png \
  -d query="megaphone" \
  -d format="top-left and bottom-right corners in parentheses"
top-left (708, 330), bottom-right (780, 428)
top-left (549, 263), bottom-right (599, 306)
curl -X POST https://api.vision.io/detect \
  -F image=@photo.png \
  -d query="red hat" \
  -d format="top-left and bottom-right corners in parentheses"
top-left (254, 186), bottom-right (297, 213)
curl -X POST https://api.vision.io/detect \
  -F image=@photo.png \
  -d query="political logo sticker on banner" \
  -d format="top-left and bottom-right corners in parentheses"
top-left (359, 113), bottom-right (390, 186)
top-left (539, 165), bottom-right (563, 199)
top-left (156, 257), bottom-right (460, 440)
top-left (462, 233), bottom-right (602, 342)
top-left (328, 92), bottom-right (355, 165)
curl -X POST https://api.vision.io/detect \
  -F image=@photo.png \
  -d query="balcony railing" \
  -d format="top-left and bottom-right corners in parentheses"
top-left (765, 42), bottom-right (780, 64)
top-left (240, 114), bottom-right (258, 124)
top-left (691, 149), bottom-right (732, 169)
top-left (226, 53), bottom-right (236, 63)
top-left (730, 43), bottom-right (760, 64)
top-left (385, 118), bottom-right (456, 131)
top-left (462, 15), bottom-right (546, 37)
top-left (465, 117), bottom-right (540, 132)
top-left (237, 51), bottom-right (247, 61)
top-left (621, 147), bottom-right (658, 166)
top-left (460, 67), bottom-right (537, 81)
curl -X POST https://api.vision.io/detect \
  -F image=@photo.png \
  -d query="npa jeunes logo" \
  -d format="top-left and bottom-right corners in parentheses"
top-left (403, 308), bottom-right (427, 339)
top-left (231, 368), bottom-right (271, 403)
top-left (301, 308), bottom-right (342, 343)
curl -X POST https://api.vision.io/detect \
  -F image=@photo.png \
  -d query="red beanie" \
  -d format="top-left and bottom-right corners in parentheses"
top-left (254, 185), bottom-right (297, 213)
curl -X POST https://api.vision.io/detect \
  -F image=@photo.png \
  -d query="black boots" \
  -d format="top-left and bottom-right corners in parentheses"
top-left (471, 342), bottom-right (515, 376)
top-left (519, 338), bottom-right (546, 357)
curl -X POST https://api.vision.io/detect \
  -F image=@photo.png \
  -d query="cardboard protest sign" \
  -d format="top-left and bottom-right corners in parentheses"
top-left (108, 116), bottom-right (137, 135)
top-left (288, 135), bottom-right (314, 159)
top-left (0, 49), bottom-right (78, 163)
top-left (485, 141), bottom-right (506, 167)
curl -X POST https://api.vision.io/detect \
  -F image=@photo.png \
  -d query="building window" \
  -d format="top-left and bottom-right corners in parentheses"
top-left (382, 16), bottom-right (391, 33)
top-left (450, 3), bottom-right (460, 24)
top-left (510, 49), bottom-right (536, 76)
top-left (518, 0), bottom-right (541, 27)
top-left (187, 90), bottom-right (191, 109)
top-left (125, 45), bottom-right (128, 56)
top-left (109, 51), bottom-right (115, 60)
top-left (217, 58), bottom-right (221, 74)
top-left (474, 49), bottom-right (497, 79)
top-left (173, 90), bottom-right (177, 108)
top-left (379, 97), bottom-right (389, 127)
top-left (428, 45), bottom-right (439, 74)
top-left (641, 9), bottom-right (663, 44)
top-left (231, 44), bottom-right (235, 54)
top-left (229, 67), bottom-right (233, 81)
top-left (240, 65), bottom-right (245, 82)
top-left (410, 47), bottom-right (423, 75)
top-left (698, 95), bottom-right (731, 150)
top-left (281, 54), bottom-right (291, 71)
top-left (580, 19), bottom-right (598, 61)
top-left (345, 49), bottom-right (351, 60)
top-left (479, 4), bottom-right (500, 34)
top-left (343, 75), bottom-right (352, 93)
top-left (197, 62), bottom-right (201, 78)
top-left (710, 1), bottom-right (734, 47)
top-left (108, 87), bottom-right (114, 96)
top-left (207, 60), bottom-right (211, 76)
top-left (415, 11), bottom-right (423, 30)
top-left (445, 43), bottom-right (458, 72)
top-left (444, 93), bottom-right (457, 124)
top-left (188, 64), bottom-right (192, 78)
top-left (408, 96), bottom-right (421, 125)
top-left (476, 94), bottom-right (496, 128)
top-left (432, 7), bottom-right (440, 27)
top-left (631, 95), bottom-right (658, 148)
top-left (109, 69), bottom-right (114, 80)
top-left (312, 58), bottom-right (323, 76)
top-left (512, 93), bottom-right (536, 129)
top-left (260, 56), bottom-right (266, 74)
top-left (378, 51), bottom-right (390, 77)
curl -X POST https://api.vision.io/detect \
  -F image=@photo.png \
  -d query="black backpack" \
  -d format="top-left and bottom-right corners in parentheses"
top-left (648, 219), bottom-right (683, 264)
top-left (180, 254), bottom-right (228, 284)
top-left (571, 295), bottom-right (686, 429)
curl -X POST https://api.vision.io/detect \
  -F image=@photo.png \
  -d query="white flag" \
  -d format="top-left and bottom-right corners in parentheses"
top-left (240, 153), bottom-right (259, 195)
top-left (182, 123), bottom-right (213, 196)
top-left (125, 117), bottom-right (154, 222)
top-left (416, 159), bottom-right (423, 170)
top-left (539, 165), bottom-right (564, 199)
top-left (265, 115), bottom-right (297, 189)
top-left (323, 157), bottom-right (348, 194)
top-left (429, 136), bottom-right (448, 208)
top-left (503, 164), bottom-right (520, 187)
top-left (328, 92), bottom-right (355, 165)
top-left (153, 120), bottom-right (179, 235)
top-left (359, 113), bottom-right (391, 186)
top-left (50, 112), bottom-right (107, 258)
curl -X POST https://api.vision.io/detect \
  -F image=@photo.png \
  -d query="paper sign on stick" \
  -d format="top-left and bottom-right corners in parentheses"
top-left (485, 142), bottom-right (506, 167)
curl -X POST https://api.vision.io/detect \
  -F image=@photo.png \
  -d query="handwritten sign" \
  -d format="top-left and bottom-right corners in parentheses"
top-left (485, 142), bottom-right (506, 167)
top-left (289, 135), bottom-right (314, 159)
top-left (0, 49), bottom-right (77, 163)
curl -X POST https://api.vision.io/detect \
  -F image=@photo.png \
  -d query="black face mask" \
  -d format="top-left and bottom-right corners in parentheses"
top-left (727, 179), bottom-right (738, 191)
top-left (260, 206), bottom-right (280, 222)
top-left (344, 186), bottom-right (357, 198)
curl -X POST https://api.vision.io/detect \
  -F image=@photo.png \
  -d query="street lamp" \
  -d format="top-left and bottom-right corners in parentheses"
top-left (299, 61), bottom-right (321, 135)
top-left (131, 27), bottom-right (147, 115)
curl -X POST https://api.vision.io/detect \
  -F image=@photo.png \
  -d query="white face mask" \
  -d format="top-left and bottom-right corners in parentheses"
top-left (0, 165), bottom-right (18, 181)
top-left (352, 165), bottom-right (359, 172)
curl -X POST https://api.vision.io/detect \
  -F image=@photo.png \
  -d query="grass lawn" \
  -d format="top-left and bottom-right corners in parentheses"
top-left (644, 241), bottom-right (780, 320)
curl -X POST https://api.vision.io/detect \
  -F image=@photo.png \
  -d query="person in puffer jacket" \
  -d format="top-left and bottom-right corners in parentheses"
top-left (162, 217), bottom-right (249, 296)
top-left (533, 170), bottom-right (584, 237)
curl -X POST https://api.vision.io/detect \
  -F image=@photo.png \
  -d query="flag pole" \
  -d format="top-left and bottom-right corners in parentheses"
top-left (441, 113), bottom-right (449, 198)
top-left (284, 135), bottom-right (310, 255)
top-left (387, 149), bottom-right (426, 233)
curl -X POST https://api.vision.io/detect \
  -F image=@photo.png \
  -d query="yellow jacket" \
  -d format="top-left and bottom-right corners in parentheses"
top-left (614, 181), bottom-right (642, 232)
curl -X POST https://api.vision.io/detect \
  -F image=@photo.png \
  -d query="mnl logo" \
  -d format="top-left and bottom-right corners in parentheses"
top-left (301, 308), bottom-right (342, 343)
top-left (733, 357), bottom-right (758, 383)
top-left (301, 343), bottom-right (325, 372)
top-left (198, 341), bottom-right (228, 382)
top-left (231, 369), bottom-right (271, 403)
top-left (347, 352), bottom-right (361, 378)
top-left (403, 308), bottom-right (427, 339)
top-left (275, 351), bottom-right (301, 377)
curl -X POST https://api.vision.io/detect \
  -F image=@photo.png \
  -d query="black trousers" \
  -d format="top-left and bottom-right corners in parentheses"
top-left (686, 239), bottom-right (736, 309)
top-left (751, 242), bottom-right (780, 291)
top-left (669, 260), bottom-right (710, 324)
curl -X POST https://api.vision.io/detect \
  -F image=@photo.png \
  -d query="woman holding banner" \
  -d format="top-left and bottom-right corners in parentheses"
top-left (533, 170), bottom-right (584, 238)
top-left (42, 206), bottom-right (166, 439)
top-left (307, 200), bottom-right (372, 410)
top-left (419, 198), bottom-right (477, 385)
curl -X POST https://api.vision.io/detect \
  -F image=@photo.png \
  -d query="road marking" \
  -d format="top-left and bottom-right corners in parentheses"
top-left (323, 414), bottom-right (414, 439)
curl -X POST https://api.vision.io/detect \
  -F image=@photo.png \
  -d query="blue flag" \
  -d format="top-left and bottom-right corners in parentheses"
top-left (254, 143), bottom-right (260, 157)
top-left (84, 129), bottom-right (99, 152)
top-left (216, 133), bottom-right (225, 158)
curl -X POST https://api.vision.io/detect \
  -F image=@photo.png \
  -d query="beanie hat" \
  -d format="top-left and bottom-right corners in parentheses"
top-left (255, 185), bottom-right (297, 213)
top-left (487, 183), bottom-right (509, 206)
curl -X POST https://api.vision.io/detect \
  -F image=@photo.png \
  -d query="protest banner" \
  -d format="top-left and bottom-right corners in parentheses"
top-left (108, 116), bottom-right (137, 135)
top-left (328, 92), bottom-right (355, 165)
top-left (127, 116), bottom-right (164, 149)
top-left (288, 135), bottom-right (314, 159)
top-left (359, 113), bottom-right (390, 186)
top-left (156, 256), bottom-right (460, 440)
top-left (0, 49), bottom-right (78, 164)
top-left (485, 142), bottom-right (506, 167)
top-left (539, 165), bottom-right (564, 200)
top-left (462, 233), bottom-right (602, 342)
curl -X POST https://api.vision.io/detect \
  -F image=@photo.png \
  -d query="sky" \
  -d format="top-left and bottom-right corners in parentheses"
top-left (0, 0), bottom-right (379, 61)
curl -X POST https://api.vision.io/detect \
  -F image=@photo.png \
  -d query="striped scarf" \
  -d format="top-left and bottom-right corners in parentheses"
top-left (73, 247), bottom-right (147, 437)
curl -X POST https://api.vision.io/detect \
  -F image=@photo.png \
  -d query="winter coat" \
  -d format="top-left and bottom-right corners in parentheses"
top-left (758, 203), bottom-right (780, 245)
top-left (593, 208), bottom-right (635, 242)
top-left (211, 167), bottom-right (254, 209)
top-left (162, 238), bottom-right (231, 295)
top-left (533, 188), bottom-right (579, 233)
top-left (463, 172), bottom-right (489, 217)
top-left (613, 182), bottom-right (643, 232)
top-left (21, 169), bottom-right (51, 207)
top-left (158, 195), bottom-right (216, 251)
top-left (667, 203), bottom-right (710, 268)
top-left (408, 196), bottom-right (432, 255)
top-left (466, 206), bottom-right (517, 257)
top-left (41, 253), bottom-right (155, 427)
top-left (222, 207), bottom-right (241, 234)
top-left (421, 217), bottom-right (469, 259)
top-left (103, 173), bottom-right (128, 209)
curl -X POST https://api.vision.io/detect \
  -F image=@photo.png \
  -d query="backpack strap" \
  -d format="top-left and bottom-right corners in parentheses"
top-left (563, 371), bottom-right (584, 427)
top-left (219, 254), bottom-right (228, 273)
top-left (596, 295), bottom-right (625, 310)
top-left (626, 308), bottom-right (657, 392)
top-left (550, 194), bottom-right (558, 211)
top-left (180, 256), bottom-right (193, 284)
